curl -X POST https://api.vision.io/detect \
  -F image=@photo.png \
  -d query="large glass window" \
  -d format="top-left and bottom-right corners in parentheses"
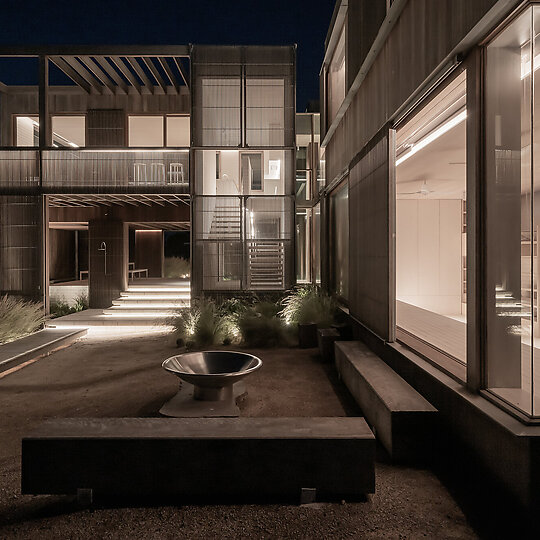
top-left (328, 23), bottom-right (346, 124)
top-left (395, 71), bottom-right (467, 370)
top-left (201, 78), bottom-right (241, 147)
top-left (128, 116), bottom-right (164, 147)
top-left (485, 8), bottom-right (540, 416)
top-left (246, 78), bottom-right (285, 146)
top-left (197, 149), bottom-right (289, 196)
top-left (51, 116), bottom-right (86, 147)
top-left (330, 180), bottom-right (349, 298)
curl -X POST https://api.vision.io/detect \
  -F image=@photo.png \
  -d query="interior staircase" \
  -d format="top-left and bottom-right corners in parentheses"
top-left (207, 204), bottom-right (242, 239)
top-left (247, 241), bottom-right (284, 289)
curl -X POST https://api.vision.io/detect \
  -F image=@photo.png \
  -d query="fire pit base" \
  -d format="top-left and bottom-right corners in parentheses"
top-left (159, 381), bottom-right (247, 418)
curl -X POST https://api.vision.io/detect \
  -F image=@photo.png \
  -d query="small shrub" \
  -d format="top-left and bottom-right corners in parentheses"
top-left (164, 257), bottom-right (190, 279)
top-left (170, 297), bottom-right (237, 348)
top-left (280, 285), bottom-right (337, 327)
top-left (236, 301), bottom-right (289, 348)
top-left (50, 293), bottom-right (89, 319)
top-left (0, 295), bottom-right (45, 344)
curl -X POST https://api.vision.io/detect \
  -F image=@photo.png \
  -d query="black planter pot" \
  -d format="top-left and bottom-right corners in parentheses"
top-left (298, 322), bottom-right (318, 348)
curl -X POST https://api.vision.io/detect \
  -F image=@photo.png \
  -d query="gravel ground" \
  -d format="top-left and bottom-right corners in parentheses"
top-left (0, 328), bottom-right (477, 539)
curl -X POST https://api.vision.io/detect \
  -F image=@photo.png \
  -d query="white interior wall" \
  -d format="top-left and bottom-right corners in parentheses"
top-left (16, 117), bottom-right (37, 146)
top-left (396, 199), bottom-right (462, 315)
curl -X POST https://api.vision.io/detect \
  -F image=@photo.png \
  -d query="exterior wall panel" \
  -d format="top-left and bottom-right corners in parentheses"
top-left (348, 129), bottom-right (391, 340)
top-left (326, 0), bottom-right (501, 185)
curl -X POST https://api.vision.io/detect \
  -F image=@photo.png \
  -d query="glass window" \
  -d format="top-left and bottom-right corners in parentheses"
top-left (201, 78), bottom-right (241, 146)
top-left (395, 71), bottom-right (467, 370)
top-left (313, 203), bottom-right (321, 284)
top-left (166, 116), bottom-right (190, 147)
top-left (197, 149), bottom-right (288, 196)
top-left (246, 78), bottom-right (285, 146)
top-left (296, 209), bottom-right (310, 283)
top-left (485, 8), bottom-right (540, 416)
top-left (128, 116), bottom-right (164, 147)
top-left (15, 116), bottom-right (39, 146)
top-left (330, 180), bottom-right (349, 298)
top-left (51, 116), bottom-right (86, 147)
top-left (328, 24), bottom-right (346, 124)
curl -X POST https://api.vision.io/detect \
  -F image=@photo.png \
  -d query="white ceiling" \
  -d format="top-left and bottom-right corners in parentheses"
top-left (396, 120), bottom-right (466, 200)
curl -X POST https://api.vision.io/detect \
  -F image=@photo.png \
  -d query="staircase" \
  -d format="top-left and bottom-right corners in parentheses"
top-left (207, 205), bottom-right (242, 239)
top-left (248, 241), bottom-right (284, 289)
top-left (102, 281), bottom-right (190, 322)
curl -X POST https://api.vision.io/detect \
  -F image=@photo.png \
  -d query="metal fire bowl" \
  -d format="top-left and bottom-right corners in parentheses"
top-left (162, 350), bottom-right (262, 401)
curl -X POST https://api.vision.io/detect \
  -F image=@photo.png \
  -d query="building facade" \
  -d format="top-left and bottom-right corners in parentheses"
top-left (0, 45), bottom-right (296, 310)
top-left (320, 0), bottom-right (540, 509)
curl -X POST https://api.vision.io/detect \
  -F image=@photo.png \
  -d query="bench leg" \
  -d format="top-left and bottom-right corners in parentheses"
top-left (77, 488), bottom-right (93, 507)
top-left (300, 487), bottom-right (317, 504)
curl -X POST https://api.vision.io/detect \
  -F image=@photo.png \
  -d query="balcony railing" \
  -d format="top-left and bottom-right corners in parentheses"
top-left (0, 150), bottom-right (39, 189)
top-left (0, 148), bottom-right (190, 192)
top-left (42, 149), bottom-right (189, 192)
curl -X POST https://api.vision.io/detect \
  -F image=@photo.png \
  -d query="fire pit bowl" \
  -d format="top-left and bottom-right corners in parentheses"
top-left (162, 350), bottom-right (262, 402)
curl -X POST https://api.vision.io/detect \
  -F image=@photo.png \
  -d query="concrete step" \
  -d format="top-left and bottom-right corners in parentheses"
top-left (112, 299), bottom-right (189, 307)
top-left (102, 306), bottom-right (182, 316)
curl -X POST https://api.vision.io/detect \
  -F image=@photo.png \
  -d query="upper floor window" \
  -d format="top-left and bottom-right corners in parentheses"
top-left (128, 115), bottom-right (190, 148)
top-left (51, 116), bottom-right (85, 147)
top-left (15, 116), bottom-right (38, 147)
top-left (328, 23), bottom-right (346, 124)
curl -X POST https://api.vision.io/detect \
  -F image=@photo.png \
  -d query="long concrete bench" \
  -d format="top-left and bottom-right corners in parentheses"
top-left (335, 341), bottom-right (438, 462)
top-left (22, 417), bottom-right (375, 501)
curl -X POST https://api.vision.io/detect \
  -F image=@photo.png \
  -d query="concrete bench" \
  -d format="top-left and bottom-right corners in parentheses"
top-left (22, 417), bottom-right (375, 501)
top-left (335, 341), bottom-right (438, 462)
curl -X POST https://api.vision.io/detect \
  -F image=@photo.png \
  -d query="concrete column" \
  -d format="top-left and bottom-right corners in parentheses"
top-left (88, 219), bottom-right (127, 309)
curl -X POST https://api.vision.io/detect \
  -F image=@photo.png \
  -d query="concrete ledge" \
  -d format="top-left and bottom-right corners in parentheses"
top-left (0, 328), bottom-right (87, 374)
top-left (335, 341), bottom-right (438, 462)
top-left (22, 417), bottom-right (376, 501)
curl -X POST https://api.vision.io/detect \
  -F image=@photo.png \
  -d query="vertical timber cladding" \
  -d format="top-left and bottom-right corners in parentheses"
top-left (88, 219), bottom-right (127, 309)
top-left (348, 128), bottom-right (393, 341)
top-left (0, 195), bottom-right (42, 300)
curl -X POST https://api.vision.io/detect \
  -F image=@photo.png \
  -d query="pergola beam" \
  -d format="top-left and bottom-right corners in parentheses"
top-left (61, 56), bottom-right (107, 94)
top-left (110, 56), bottom-right (142, 95)
top-left (95, 57), bottom-right (130, 94)
top-left (173, 57), bottom-right (189, 89)
top-left (158, 57), bottom-right (180, 93)
top-left (78, 56), bottom-right (120, 95)
top-left (142, 57), bottom-right (168, 94)
top-left (49, 56), bottom-right (92, 94)
top-left (126, 57), bottom-right (154, 94)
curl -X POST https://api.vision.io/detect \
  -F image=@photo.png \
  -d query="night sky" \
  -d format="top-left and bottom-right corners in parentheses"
top-left (0, 0), bottom-right (336, 111)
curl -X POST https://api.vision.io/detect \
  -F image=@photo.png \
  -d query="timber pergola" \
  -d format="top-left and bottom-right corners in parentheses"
top-left (0, 45), bottom-right (191, 96)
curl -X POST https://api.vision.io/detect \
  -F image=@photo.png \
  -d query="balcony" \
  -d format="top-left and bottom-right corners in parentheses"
top-left (0, 150), bottom-right (39, 190)
top-left (0, 149), bottom-right (190, 194)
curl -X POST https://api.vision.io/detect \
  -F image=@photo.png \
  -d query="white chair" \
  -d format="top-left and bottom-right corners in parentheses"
top-left (168, 162), bottom-right (186, 184)
top-left (133, 163), bottom-right (147, 185)
top-left (150, 163), bottom-right (166, 184)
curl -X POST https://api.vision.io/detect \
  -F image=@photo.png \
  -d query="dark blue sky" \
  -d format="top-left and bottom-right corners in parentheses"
top-left (0, 0), bottom-right (336, 111)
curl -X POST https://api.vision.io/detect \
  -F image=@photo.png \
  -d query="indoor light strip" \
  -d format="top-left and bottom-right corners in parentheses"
top-left (395, 110), bottom-right (467, 167)
top-left (521, 54), bottom-right (540, 79)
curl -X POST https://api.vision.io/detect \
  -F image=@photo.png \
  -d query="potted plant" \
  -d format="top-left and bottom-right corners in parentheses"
top-left (280, 286), bottom-right (337, 348)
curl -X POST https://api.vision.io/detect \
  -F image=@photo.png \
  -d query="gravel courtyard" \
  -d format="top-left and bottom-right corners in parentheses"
top-left (0, 328), bottom-right (479, 538)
